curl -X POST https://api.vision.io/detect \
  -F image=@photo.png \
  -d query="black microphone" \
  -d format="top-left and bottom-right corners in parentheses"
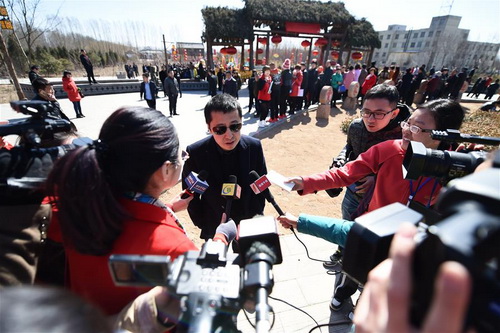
top-left (249, 170), bottom-right (284, 216)
top-left (243, 241), bottom-right (277, 333)
top-left (181, 170), bottom-right (209, 199)
top-left (221, 175), bottom-right (241, 222)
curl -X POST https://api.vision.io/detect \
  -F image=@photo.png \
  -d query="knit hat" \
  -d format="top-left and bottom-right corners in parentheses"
top-left (282, 58), bottom-right (291, 70)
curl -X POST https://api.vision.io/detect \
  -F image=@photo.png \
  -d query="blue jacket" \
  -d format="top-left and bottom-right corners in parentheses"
top-left (297, 214), bottom-right (354, 247)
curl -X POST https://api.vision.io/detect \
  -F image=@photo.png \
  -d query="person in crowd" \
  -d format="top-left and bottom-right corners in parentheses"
top-left (233, 71), bottom-right (242, 98)
top-left (198, 61), bottom-right (206, 80)
top-left (159, 65), bottom-right (168, 97)
top-left (357, 64), bottom-right (368, 88)
top-left (484, 79), bottom-right (500, 100)
top-left (174, 66), bottom-right (183, 98)
top-left (217, 67), bottom-right (224, 91)
top-left (321, 60), bottom-right (336, 91)
top-left (222, 71), bottom-right (238, 98)
top-left (257, 66), bottom-right (273, 127)
top-left (299, 62), bottom-right (309, 109)
top-left (247, 70), bottom-right (258, 113)
top-left (289, 64), bottom-right (304, 113)
top-left (425, 71), bottom-right (444, 101)
top-left (28, 65), bottom-right (41, 85)
top-left (361, 67), bottom-right (377, 101)
top-left (269, 63), bottom-right (281, 119)
top-left (323, 84), bottom-right (411, 314)
top-left (62, 70), bottom-right (85, 118)
top-left (132, 63), bottom-right (139, 77)
top-left (377, 66), bottom-right (390, 85)
top-left (79, 49), bottom-right (98, 85)
top-left (330, 66), bottom-right (343, 108)
top-left (306, 60), bottom-right (318, 107)
top-left (31, 78), bottom-right (71, 122)
top-left (182, 94), bottom-right (267, 240)
top-left (449, 67), bottom-right (468, 100)
top-left (467, 76), bottom-right (483, 97)
top-left (399, 68), bottom-right (413, 103)
top-left (342, 65), bottom-right (356, 99)
top-left (164, 69), bottom-right (179, 116)
top-left (473, 77), bottom-right (489, 98)
top-left (45, 106), bottom-right (234, 316)
top-left (279, 58), bottom-right (293, 117)
top-left (207, 69), bottom-right (218, 97)
top-left (140, 73), bottom-right (157, 110)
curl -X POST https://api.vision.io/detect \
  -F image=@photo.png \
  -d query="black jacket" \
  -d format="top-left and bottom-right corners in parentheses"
top-left (182, 135), bottom-right (267, 239)
top-left (163, 77), bottom-right (178, 97)
top-left (139, 81), bottom-right (157, 100)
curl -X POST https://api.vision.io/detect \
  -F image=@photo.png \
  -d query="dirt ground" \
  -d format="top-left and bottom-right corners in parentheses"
top-left (161, 106), bottom-right (356, 247)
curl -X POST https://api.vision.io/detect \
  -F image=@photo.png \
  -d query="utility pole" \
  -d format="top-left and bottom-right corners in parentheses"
top-left (162, 34), bottom-right (168, 67)
top-left (0, 6), bottom-right (25, 100)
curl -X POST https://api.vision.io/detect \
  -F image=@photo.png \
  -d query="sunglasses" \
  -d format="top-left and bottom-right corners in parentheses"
top-left (212, 123), bottom-right (242, 135)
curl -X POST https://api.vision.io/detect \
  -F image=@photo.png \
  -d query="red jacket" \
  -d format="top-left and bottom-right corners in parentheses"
top-left (289, 70), bottom-right (303, 97)
top-left (257, 75), bottom-right (272, 101)
top-left (361, 73), bottom-right (377, 95)
top-left (301, 140), bottom-right (441, 213)
top-left (48, 198), bottom-right (197, 315)
top-left (62, 77), bottom-right (82, 102)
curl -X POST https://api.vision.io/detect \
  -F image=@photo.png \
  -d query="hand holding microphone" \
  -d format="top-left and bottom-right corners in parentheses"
top-left (249, 170), bottom-right (284, 216)
top-left (181, 170), bottom-right (209, 199)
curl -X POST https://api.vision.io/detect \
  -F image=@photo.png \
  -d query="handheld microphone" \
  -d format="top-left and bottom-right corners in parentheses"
top-left (249, 170), bottom-right (284, 216)
top-left (181, 170), bottom-right (209, 199)
top-left (221, 175), bottom-right (241, 222)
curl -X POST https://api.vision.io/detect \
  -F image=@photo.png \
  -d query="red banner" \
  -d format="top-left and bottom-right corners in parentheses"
top-left (285, 22), bottom-right (320, 34)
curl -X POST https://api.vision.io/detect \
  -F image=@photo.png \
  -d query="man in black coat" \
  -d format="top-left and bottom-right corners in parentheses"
top-left (79, 49), bottom-right (98, 85)
top-left (222, 71), bottom-right (238, 98)
top-left (182, 94), bottom-right (267, 240)
top-left (139, 73), bottom-right (157, 109)
top-left (163, 70), bottom-right (179, 116)
top-left (28, 65), bottom-right (41, 85)
top-left (207, 69), bottom-right (218, 97)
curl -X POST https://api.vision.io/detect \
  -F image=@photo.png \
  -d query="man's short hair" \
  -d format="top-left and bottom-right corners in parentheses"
top-left (32, 77), bottom-right (51, 92)
top-left (204, 93), bottom-right (242, 124)
top-left (142, 73), bottom-right (149, 78)
top-left (364, 84), bottom-right (400, 107)
top-left (30, 65), bottom-right (39, 70)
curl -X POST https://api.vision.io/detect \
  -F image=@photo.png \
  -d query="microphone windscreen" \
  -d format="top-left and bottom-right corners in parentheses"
top-left (228, 175), bottom-right (237, 184)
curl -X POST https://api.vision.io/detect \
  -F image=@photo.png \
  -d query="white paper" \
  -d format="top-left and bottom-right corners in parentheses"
top-left (267, 170), bottom-right (294, 192)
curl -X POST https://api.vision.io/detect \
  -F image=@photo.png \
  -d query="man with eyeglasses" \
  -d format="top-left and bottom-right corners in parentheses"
top-left (323, 84), bottom-right (411, 316)
top-left (182, 93), bottom-right (268, 240)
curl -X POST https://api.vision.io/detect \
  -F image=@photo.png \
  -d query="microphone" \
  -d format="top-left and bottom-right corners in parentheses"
top-left (221, 175), bottom-right (241, 222)
top-left (181, 170), bottom-right (209, 199)
top-left (243, 241), bottom-right (277, 333)
top-left (249, 170), bottom-right (284, 216)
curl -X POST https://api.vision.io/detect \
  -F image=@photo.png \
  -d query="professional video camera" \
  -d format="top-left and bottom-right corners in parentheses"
top-left (109, 216), bottom-right (283, 333)
top-left (0, 101), bottom-right (75, 205)
top-left (342, 149), bottom-right (500, 332)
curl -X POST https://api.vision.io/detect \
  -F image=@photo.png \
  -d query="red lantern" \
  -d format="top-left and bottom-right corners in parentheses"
top-left (312, 49), bottom-right (319, 56)
top-left (220, 47), bottom-right (227, 55)
top-left (301, 40), bottom-right (311, 48)
top-left (256, 48), bottom-right (264, 55)
top-left (330, 50), bottom-right (339, 58)
top-left (314, 37), bottom-right (328, 46)
top-left (257, 37), bottom-right (267, 45)
top-left (271, 35), bottom-right (282, 45)
top-left (256, 59), bottom-right (263, 65)
top-left (226, 46), bottom-right (237, 55)
top-left (332, 40), bottom-right (341, 47)
top-left (352, 51), bottom-right (363, 60)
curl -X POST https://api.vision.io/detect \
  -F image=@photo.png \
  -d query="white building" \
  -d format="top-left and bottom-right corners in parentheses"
top-left (372, 15), bottom-right (499, 72)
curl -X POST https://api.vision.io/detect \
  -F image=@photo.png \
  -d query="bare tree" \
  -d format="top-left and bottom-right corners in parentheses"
top-left (5, 0), bottom-right (61, 62)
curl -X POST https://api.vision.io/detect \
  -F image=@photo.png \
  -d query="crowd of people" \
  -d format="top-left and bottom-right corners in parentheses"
top-left (1, 53), bottom-right (498, 332)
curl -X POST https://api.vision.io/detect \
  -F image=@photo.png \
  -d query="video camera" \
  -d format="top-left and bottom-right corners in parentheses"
top-left (342, 149), bottom-right (500, 332)
top-left (109, 216), bottom-right (283, 333)
top-left (0, 101), bottom-right (76, 205)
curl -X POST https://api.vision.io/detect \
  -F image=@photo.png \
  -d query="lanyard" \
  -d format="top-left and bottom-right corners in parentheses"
top-left (407, 178), bottom-right (435, 207)
top-left (124, 192), bottom-right (185, 231)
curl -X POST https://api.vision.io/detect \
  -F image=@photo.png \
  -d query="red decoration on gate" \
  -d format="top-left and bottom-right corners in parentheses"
top-left (330, 50), bottom-right (339, 58)
top-left (226, 46), bottom-right (237, 55)
top-left (352, 51), bottom-right (363, 60)
top-left (256, 48), bottom-right (264, 55)
top-left (220, 47), bottom-right (228, 55)
top-left (271, 35), bottom-right (282, 45)
top-left (301, 40), bottom-right (311, 48)
top-left (257, 37), bottom-right (267, 45)
top-left (314, 38), bottom-right (328, 46)
top-left (312, 49), bottom-right (319, 56)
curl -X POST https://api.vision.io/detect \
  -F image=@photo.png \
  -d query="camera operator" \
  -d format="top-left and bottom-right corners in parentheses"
top-left (31, 78), bottom-right (71, 122)
top-left (44, 106), bottom-right (234, 318)
top-left (353, 223), bottom-right (471, 333)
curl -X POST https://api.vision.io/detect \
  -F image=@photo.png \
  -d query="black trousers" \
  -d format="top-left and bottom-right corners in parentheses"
top-left (146, 98), bottom-right (156, 110)
top-left (168, 94), bottom-right (178, 115)
top-left (85, 67), bottom-right (97, 84)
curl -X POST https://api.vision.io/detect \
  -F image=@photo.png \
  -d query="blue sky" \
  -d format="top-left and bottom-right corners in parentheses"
top-left (37, 0), bottom-right (500, 48)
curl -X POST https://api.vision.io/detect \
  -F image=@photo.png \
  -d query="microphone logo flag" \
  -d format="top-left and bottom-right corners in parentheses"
top-left (222, 183), bottom-right (241, 198)
top-left (250, 175), bottom-right (271, 194)
top-left (185, 172), bottom-right (209, 194)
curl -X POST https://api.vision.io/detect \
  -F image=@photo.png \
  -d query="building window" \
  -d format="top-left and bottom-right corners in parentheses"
top-left (413, 33), bottom-right (418, 38)
top-left (387, 34), bottom-right (391, 39)
top-left (404, 33), bottom-right (408, 38)
top-left (392, 43), bottom-right (397, 47)
top-left (420, 32), bottom-right (425, 37)
top-left (417, 41), bottom-right (422, 47)
top-left (425, 41), bottom-right (430, 47)
top-left (436, 31), bottom-right (441, 36)
top-left (385, 43), bottom-right (389, 48)
top-left (428, 31), bottom-right (434, 37)
top-left (382, 52), bottom-right (386, 57)
top-left (395, 34), bottom-right (399, 39)
top-left (410, 42), bottom-right (415, 48)
top-left (375, 52), bottom-right (379, 57)
top-left (379, 35), bottom-right (383, 40)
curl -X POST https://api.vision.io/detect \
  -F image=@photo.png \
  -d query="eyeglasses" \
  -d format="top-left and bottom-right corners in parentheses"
top-left (400, 121), bottom-right (433, 134)
top-left (360, 108), bottom-right (397, 120)
top-left (212, 123), bottom-right (242, 135)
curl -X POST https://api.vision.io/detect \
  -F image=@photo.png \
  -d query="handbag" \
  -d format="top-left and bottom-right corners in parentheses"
top-left (78, 90), bottom-right (85, 98)
top-left (338, 85), bottom-right (346, 93)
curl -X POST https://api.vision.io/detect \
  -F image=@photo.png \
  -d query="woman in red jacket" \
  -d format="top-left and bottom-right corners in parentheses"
top-left (62, 70), bottom-right (84, 118)
top-left (289, 64), bottom-right (304, 113)
top-left (257, 66), bottom-right (273, 127)
top-left (361, 67), bottom-right (377, 98)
